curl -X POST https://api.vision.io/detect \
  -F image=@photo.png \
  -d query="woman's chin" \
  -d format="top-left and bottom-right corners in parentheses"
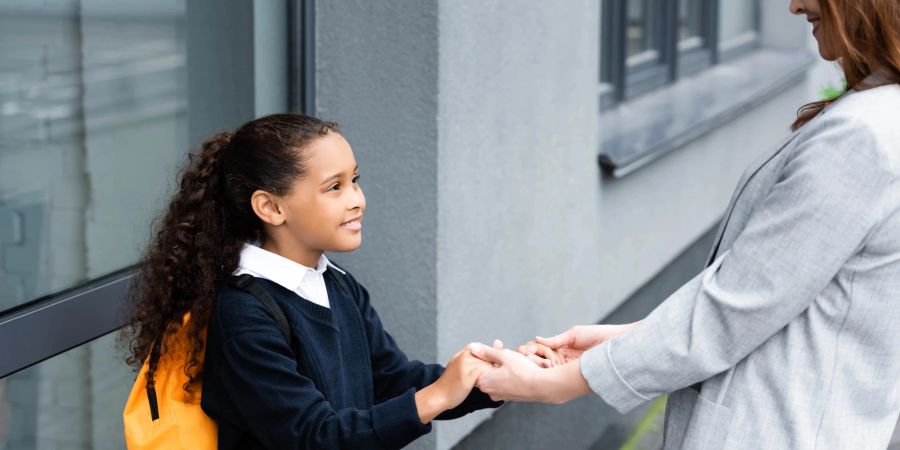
top-left (818, 47), bottom-right (838, 61)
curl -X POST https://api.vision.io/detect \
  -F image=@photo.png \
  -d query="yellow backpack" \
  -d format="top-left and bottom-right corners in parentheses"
top-left (122, 275), bottom-right (291, 449)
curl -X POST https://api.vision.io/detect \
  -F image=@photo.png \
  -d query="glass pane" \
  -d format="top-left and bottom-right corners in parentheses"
top-left (0, 0), bottom-right (187, 312)
top-left (0, 332), bottom-right (133, 449)
top-left (719, 0), bottom-right (757, 42)
top-left (679, 0), bottom-right (705, 48)
top-left (626, 0), bottom-right (662, 61)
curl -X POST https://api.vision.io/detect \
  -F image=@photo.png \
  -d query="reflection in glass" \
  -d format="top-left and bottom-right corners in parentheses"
top-left (0, 332), bottom-right (133, 449)
top-left (719, 0), bottom-right (757, 42)
top-left (678, 0), bottom-right (705, 50)
top-left (626, 0), bottom-right (662, 65)
top-left (0, 0), bottom-right (187, 313)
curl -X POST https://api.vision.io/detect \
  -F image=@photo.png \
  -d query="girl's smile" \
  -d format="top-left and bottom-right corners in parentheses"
top-left (340, 215), bottom-right (363, 232)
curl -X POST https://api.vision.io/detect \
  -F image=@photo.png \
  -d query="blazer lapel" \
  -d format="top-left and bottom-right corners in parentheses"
top-left (704, 88), bottom-right (862, 266)
top-left (705, 131), bottom-right (801, 266)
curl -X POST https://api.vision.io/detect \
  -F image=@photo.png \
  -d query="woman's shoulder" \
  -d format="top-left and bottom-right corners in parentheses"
top-left (806, 85), bottom-right (900, 171)
top-left (826, 85), bottom-right (900, 146)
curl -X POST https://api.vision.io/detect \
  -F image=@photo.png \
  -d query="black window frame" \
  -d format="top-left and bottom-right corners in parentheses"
top-left (600, 0), bottom-right (759, 110)
top-left (0, 0), bottom-right (315, 380)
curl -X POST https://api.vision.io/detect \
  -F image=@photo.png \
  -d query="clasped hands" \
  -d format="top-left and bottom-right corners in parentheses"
top-left (451, 323), bottom-right (640, 405)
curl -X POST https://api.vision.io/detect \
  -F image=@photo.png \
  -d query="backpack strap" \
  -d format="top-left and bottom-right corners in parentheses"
top-left (230, 274), bottom-right (292, 344)
top-left (143, 276), bottom-right (291, 422)
top-left (146, 338), bottom-right (163, 421)
top-left (325, 261), bottom-right (355, 300)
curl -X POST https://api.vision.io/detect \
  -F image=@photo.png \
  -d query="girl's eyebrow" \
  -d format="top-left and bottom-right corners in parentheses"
top-left (319, 165), bottom-right (359, 185)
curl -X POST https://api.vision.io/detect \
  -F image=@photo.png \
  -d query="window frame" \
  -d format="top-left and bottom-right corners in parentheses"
top-left (600, 0), bottom-right (759, 110)
top-left (676, 0), bottom-right (719, 77)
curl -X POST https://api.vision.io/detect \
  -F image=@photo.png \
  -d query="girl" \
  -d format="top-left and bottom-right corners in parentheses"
top-left (124, 114), bottom-right (500, 449)
top-left (473, 0), bottom-right (900, 448)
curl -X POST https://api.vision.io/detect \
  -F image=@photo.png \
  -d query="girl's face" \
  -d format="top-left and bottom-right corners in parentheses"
top-left (270, 132), bottom-right (366, 260)
top-left (790, 0), bottom-right (836, 61)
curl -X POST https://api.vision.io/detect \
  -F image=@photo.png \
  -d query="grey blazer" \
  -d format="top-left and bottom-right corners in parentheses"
top-left (581, 77), bottom-right (900, 449)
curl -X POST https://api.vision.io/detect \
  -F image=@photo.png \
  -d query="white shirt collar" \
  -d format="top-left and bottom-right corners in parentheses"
top-left (235, 243), bottom-right (329, 293)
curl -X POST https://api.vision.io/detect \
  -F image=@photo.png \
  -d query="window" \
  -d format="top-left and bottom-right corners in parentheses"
top-left (597, 0), bottom-right (813, 178)
top-left (719, 0), bottom-right (761, 60)
top-left (0, 0), bottom-right (311, 447)
top-left (600, 0), bottom-right (759, 108)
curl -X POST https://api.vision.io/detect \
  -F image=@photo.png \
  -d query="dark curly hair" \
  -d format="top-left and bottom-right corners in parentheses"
top-left (121, 113), bottom-right (340, 393)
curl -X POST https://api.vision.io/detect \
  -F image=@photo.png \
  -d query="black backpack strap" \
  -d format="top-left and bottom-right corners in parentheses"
top-left (230, 274), bottom-right (292, 344)
top-left (146, 337), bottom-right (163, 421)
top-left (325, 261), bottom-right (355, 300)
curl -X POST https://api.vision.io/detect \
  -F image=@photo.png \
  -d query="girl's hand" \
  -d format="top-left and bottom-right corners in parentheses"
top-left (415, 345), bottom-right (493, 424)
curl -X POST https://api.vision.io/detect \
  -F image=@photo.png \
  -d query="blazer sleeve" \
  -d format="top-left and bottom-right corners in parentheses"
top-left (201, 300), bottom-right (431, 450)
top-left (346, 275), bottom-right (503, 419)
top-left (580, 114), bottom-right (895, 413)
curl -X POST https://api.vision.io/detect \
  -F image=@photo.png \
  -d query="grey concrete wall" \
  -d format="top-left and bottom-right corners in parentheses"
top-left (315, 2), bottom-right (440, 449)
top-left (315, 1), bottom-right (440, 364)
top-left (433, 1), bottom-right (815, 449)
top-left (435, 2), bottom-right (601, 446)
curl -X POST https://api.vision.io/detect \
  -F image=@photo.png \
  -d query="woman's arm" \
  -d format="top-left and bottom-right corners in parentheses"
top-left (472, 115), bottom-right (893, 412)
top-left (579, 115), bottom-right (893, 413)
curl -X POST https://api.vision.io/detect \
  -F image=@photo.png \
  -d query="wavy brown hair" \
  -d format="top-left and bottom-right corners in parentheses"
top-left (121, 113), bottom-right (339, 392)
top-left (792, 0), bottom-right (900, 130)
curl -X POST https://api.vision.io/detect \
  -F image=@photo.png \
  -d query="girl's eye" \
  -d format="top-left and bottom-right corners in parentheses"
top-left (352, 175), bottom-right (361, 184)
top-left (328, 183), bottom-right (341, 192)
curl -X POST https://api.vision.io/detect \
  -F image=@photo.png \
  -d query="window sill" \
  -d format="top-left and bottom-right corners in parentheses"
top-left (598, 48), bottom-right (815, 178)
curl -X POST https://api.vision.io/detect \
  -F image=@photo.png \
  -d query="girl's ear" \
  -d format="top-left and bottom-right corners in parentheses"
top-left (250, 190), bottom-right (286, 226)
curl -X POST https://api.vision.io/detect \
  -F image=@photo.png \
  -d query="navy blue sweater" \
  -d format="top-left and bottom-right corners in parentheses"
top-left (200, 268), bottom-right (501, 449)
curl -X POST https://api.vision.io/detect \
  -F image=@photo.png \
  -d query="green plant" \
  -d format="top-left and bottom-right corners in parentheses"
top-left (620, 396), bottom-right (668, 450)
top-left (819, 77), bottom-right (846, 100)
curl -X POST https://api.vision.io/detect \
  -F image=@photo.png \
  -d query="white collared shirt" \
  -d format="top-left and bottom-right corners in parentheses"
top-left (234, 243), bottom-right (331, 309)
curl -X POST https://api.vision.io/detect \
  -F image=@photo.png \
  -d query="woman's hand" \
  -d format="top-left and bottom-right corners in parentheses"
top-left (515, 341), bottom-right (566, 368)
top-left (414, 344), bottom-right (494, 424)
top-left (470, 343), bottom-right (592, 404)
top-left (528, 323), bottom-right (642, 361)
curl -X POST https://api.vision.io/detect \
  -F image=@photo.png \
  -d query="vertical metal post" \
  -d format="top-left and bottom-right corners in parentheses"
top-left (289, 0), bottom-right (316, 114)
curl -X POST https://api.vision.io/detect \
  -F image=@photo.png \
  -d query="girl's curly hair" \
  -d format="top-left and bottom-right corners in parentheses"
top-left (120, 113), bottom-right (339, 393)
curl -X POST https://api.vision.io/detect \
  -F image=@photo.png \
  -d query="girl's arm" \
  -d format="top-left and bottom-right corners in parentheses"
top-left (347, 277), bottom-right (503, 418)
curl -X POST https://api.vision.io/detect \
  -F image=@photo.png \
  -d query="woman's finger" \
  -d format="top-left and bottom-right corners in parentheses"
top-left (535, 328), bottom-right (577, 350)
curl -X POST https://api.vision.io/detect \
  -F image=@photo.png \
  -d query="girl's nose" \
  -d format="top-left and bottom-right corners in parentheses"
top-left (789, 0), bottom-right (804, 15)
top-left (349, 185), bottom-right (366, 211)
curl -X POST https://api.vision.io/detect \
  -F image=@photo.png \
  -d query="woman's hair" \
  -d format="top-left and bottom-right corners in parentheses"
top-left (792, 0), bottom-right (900, 130)
top-left (122, 113), bottom-right (339, 392)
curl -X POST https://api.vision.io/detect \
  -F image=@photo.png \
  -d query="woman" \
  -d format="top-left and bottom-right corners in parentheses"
top-left (470, 0), bottom-right (900, 448)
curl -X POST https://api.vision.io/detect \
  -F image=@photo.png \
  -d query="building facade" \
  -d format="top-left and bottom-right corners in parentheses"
top-left (2, 1), bottom-right (893, 449)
